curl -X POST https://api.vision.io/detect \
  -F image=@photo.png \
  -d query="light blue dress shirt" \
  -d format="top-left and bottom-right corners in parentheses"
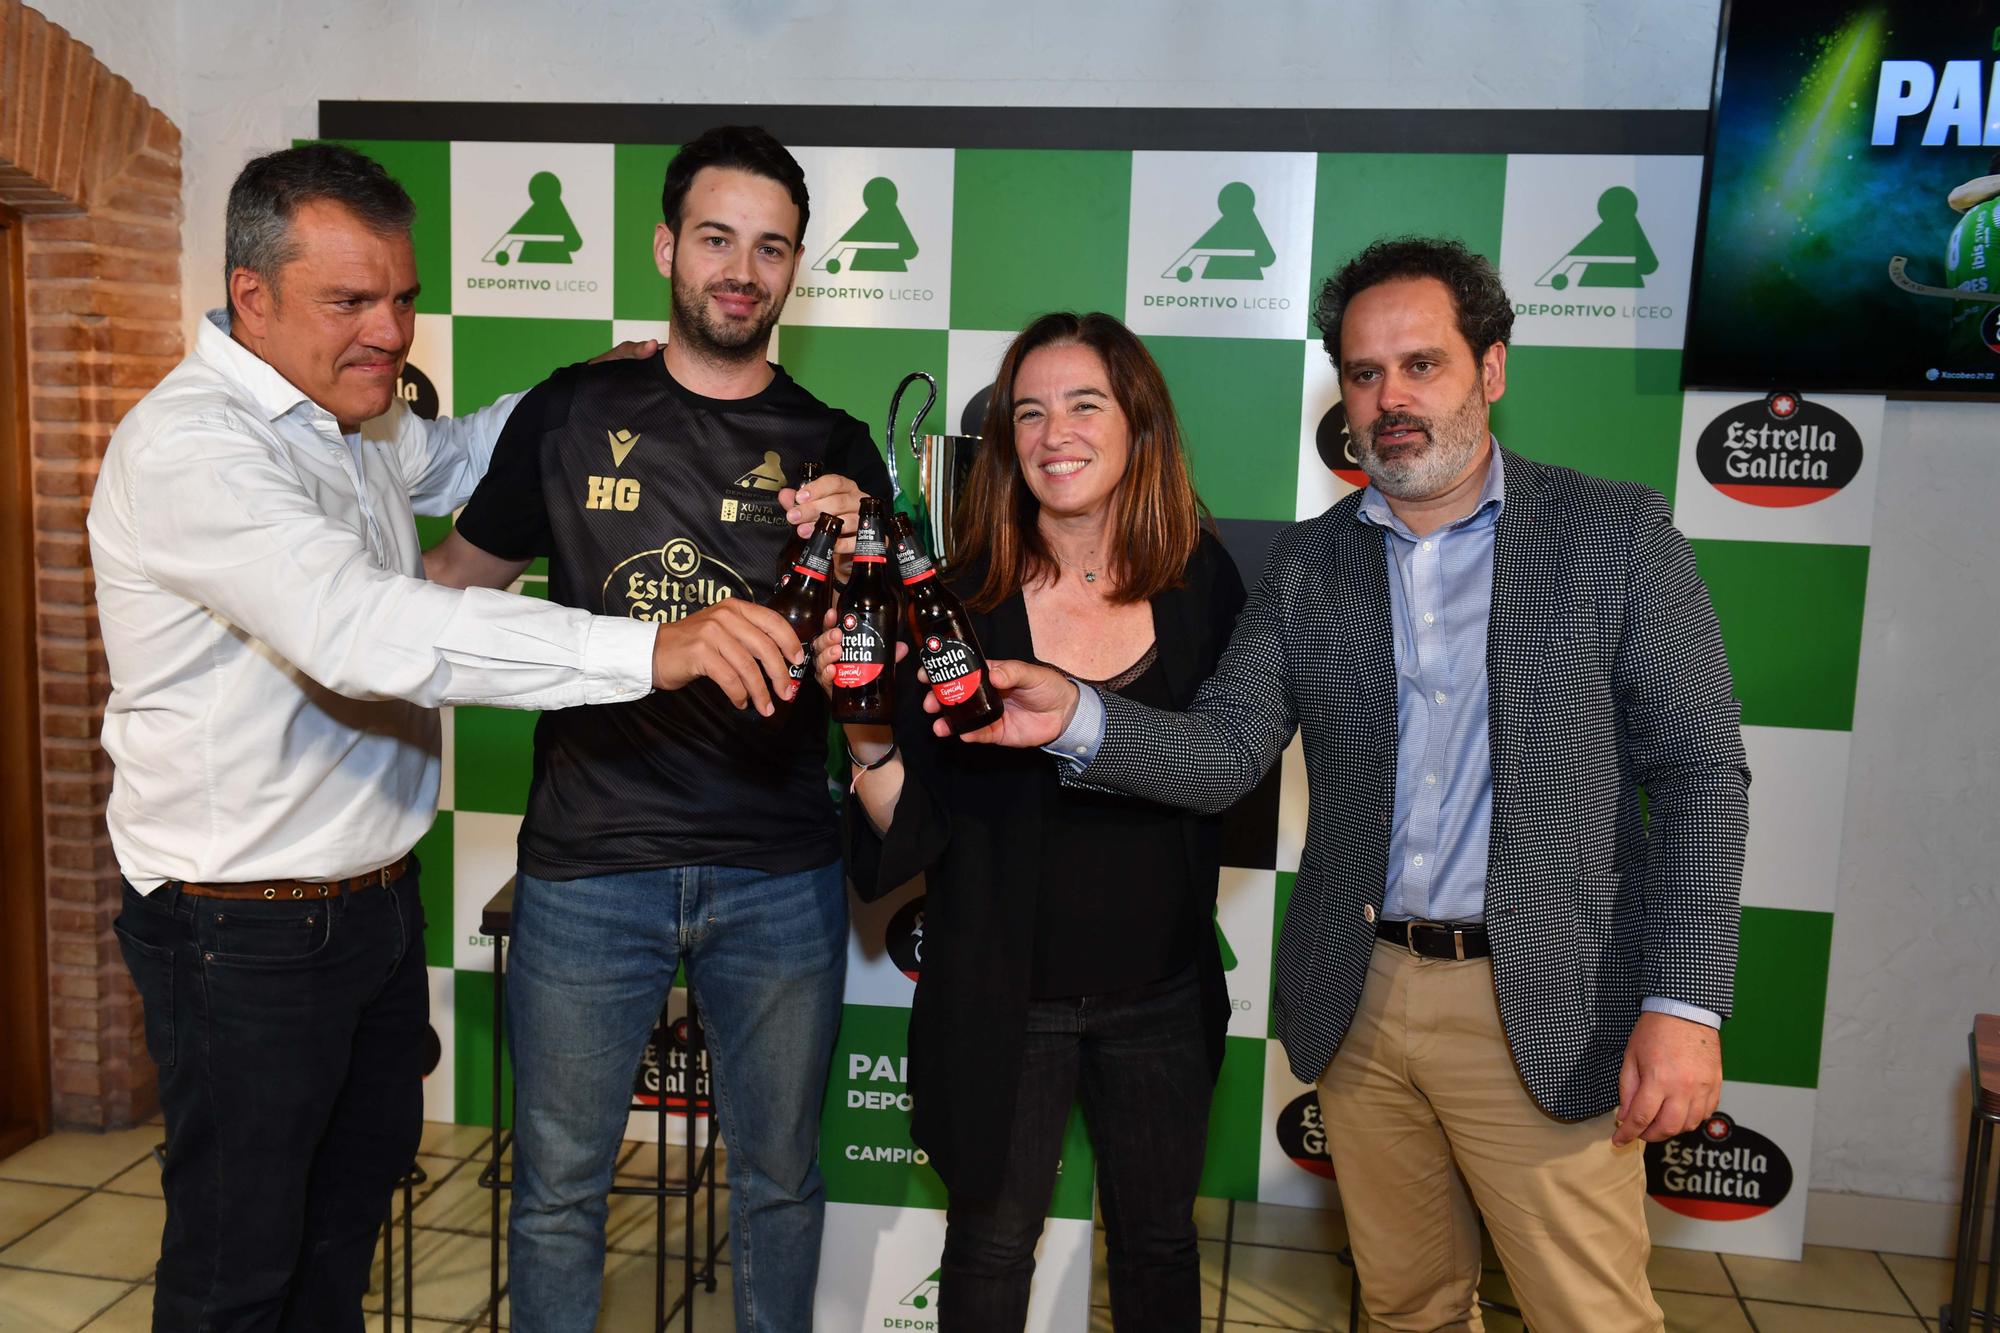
top-left (1357, 442), bottom-right (1504, 926)
top-left (1049, 442), bottom-right (1720, 1028)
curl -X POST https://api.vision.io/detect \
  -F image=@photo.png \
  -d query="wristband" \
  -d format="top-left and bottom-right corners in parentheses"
top-left (849, 742), bottom-right (898, 773)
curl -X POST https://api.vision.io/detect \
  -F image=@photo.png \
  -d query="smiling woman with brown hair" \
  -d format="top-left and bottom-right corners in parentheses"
top-left (815, 310), bottom-right (1247, 1331)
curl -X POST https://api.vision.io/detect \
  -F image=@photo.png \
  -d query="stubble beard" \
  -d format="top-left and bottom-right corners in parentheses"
top-left (1353, 376), bottom-right (1490, 500)
top-left (669, 271), bottom-right (784, 365)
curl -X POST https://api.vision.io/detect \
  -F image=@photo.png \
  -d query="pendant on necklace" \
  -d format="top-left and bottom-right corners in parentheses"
top-left (1084, 571), bottom-right (1098, 583)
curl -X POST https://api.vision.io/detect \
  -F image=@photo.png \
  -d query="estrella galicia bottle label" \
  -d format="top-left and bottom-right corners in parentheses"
top-left (833, 612), bottom-right (890, 688)
top-left (920, 634), bottom-right (985, 706)
top-left (853, 515), bottom-right (889, 564)
top-left (894, 535), bottom-right (936, 585)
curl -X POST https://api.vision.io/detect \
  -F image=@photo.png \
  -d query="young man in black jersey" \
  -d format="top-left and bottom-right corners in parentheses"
top-left (425, 126), bottom-right (890, 1332)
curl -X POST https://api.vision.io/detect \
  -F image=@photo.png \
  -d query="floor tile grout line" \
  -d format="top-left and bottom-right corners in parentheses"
top-left (0, 1256), bottom-right (157, 1284)
top-left (1876, 1247), bottom-right (1930, 1320)
top-left (0, 1185), bottom-right (114, 1265)
top-left (1719, 1248), bottom-right (1759, 1333)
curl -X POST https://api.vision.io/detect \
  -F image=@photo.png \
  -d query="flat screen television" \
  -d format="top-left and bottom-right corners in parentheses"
top-left (1684, 1), bottom-right (2000, 396)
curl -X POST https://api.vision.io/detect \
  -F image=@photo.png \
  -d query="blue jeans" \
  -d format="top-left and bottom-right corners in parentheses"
top-left (940, 965), bottom-right (1212, 1332)
top-left (114, 869), bottom-right (428, 1333)
top-left (505, 860), bottom-right (847, 1332)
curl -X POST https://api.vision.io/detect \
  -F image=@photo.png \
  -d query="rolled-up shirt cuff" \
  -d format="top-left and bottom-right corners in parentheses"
top-left (1642, 996), bottom-right (1723, 1029)
top-left (1041, 679), bottom-right (1105, 769)
top-left (581, 616), bottom-right (657, 704)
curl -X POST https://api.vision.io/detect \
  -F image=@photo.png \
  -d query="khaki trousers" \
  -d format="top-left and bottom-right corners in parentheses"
top-left (1313, 942), bottom-right (1663, 1333)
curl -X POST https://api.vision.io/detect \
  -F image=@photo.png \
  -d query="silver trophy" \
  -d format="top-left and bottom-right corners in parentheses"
top-left (886, 372), bottom-right (982, 571)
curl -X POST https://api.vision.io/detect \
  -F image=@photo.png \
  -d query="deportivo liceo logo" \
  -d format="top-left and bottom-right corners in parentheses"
top-left (813, 177), bottom-right (918, 274)
top-left (1645, 1111), bottom-right (1793, 1222)
top-left (1275, 1090), bottom-right (1335, 1180)
top-left (1536, 186), bottom-right (1658, 290)
top-left (899, 1268), bottom-right (941, 1311)
top-left (1696, 391), bottom-right (1863, 508)
top-left (1163, 182), bottom-right (1275, 282)
top-left (483, 171), bottom-right (582, 266)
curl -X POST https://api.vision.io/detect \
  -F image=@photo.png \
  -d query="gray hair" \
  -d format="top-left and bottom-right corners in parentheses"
top-left (225, 142), bottom-right (415, 314)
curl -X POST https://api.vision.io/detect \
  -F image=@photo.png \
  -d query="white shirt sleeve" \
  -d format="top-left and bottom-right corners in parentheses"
top-left (378, 391), bottom-right (526, 518)
top-left (126, 412), bottom-right (655, 711)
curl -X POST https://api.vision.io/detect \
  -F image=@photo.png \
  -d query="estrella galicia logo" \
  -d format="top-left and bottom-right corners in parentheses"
top-left (1275, 1090), bottom-right (1335, 1180)
top-left (1314, 402), bottom-right (1369, 490)
top-left (631, 1015), bottom-right (714, 1117)
top-left (1645, 1111), bottom-right (1793, 1222)
top-left (395, 362), bottom-right (439, 421)
top-left (885, 896), bottom-right (926, 983)
top-left (1696, 391), bottom-right (1862, 508)
top-left (961, 383), bottom-right (993, 437)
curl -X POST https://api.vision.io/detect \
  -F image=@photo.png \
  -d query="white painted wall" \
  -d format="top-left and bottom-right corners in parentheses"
top-left (27, 0), bottom-right (2000, 1226)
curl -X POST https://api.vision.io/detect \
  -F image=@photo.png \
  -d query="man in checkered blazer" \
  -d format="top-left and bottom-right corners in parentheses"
top-left (948, 237), bottom-right (1749, 1331)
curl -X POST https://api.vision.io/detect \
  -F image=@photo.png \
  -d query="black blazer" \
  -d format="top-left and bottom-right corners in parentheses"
top-left (1076, 451), bottom-right (1751, 1120)
top-left (845, 531), bottom-right (1247, 1203)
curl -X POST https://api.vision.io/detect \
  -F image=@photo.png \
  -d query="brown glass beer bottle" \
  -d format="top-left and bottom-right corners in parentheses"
top-left (832, 496), bottom-right (897, 724)
top-left (765, 512), bottom-right (844, 726)
top-left (889, 513), bottom-right (1004, 735)
top-left (773, 460), bottom-right (825, 584)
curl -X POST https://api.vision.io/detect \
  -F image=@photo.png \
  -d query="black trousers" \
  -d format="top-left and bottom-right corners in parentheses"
top-left (940, 965), bottom-right (1213, 1332)
top-left (114, 866), bottom-right (428, 1333)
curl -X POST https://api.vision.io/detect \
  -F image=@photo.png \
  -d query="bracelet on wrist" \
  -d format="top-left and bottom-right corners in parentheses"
top-left (849, 742), bottom-right (898, 773)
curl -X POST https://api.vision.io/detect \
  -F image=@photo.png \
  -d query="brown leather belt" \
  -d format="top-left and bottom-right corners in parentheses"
top-left (176, 857), bottom-right (410, 902)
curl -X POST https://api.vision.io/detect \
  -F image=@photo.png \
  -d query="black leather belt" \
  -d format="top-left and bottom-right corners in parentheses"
top-left (1376, 918), bottom-right (1491, 960)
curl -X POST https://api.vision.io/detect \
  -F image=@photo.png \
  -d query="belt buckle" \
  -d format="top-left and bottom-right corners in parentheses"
top-left (1406, 919), bottom-right (1466, 961)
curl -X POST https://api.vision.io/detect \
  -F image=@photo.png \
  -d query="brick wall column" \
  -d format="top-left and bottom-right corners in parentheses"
top-left (1, 0), bottom-right (182, 1128)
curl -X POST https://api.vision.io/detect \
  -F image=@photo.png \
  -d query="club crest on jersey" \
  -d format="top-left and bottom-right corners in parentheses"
top-left (732, 449), bottom-right (788, 493)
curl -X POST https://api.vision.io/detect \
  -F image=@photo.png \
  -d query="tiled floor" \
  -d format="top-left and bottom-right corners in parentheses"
top-left (0, 1123), bottom-right (1990, 1331)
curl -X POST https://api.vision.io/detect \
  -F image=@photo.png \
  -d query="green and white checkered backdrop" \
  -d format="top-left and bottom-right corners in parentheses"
top-left (318, 102), bottom-right (1876, 1326)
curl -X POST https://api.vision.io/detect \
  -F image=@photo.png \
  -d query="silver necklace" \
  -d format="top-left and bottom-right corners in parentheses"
top-left (1051, 550), bottom-right (1102, 584)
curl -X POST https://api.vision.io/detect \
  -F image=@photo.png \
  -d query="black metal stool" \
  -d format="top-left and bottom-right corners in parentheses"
top-left (477, 878), bottom-right (725, 1333)
top-left (1944, 1013), bottom-right (2000, 1332)
top-left (378, 1162), bottom-right (426, 1332)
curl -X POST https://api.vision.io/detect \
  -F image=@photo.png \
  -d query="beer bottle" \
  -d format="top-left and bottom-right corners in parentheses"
top-left (774, 460), bottom-right (826, 585)
top-left (890, 513), bottom-right (1003, 735)
top-left (765, 512), bottom-right (844, 726)
top-left (832, 496), bottom-right (897, 724)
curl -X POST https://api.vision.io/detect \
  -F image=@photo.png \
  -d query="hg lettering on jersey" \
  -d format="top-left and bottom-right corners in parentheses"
top-left (586, 475), bottom-right (641, 512)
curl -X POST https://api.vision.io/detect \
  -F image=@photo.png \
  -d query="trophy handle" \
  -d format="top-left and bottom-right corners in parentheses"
top-left (886, 372), bottom-right (938, 463)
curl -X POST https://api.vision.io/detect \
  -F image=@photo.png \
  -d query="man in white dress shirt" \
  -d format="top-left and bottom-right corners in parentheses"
top-left (88, 143), bottom-right (823, 1332)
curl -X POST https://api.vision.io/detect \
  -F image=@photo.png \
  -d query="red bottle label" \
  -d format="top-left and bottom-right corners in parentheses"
top-left (833, 612), bottom-right (890, 688)
top-left (920, 634), bottom-right (985, 707)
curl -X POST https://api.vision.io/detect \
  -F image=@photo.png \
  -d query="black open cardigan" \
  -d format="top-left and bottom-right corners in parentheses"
top-left (843, 530), bottom-right (1247, 1204)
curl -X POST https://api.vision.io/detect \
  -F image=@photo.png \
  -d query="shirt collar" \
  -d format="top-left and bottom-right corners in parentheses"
top-left (195, 309), bottom-right (329, 426)
top-left (1356, 436), bottom-right (1507, 539)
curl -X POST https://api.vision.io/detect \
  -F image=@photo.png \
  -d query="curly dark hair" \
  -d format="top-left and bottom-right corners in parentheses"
top-left (1313, 236), bottom-right (1514, 367)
